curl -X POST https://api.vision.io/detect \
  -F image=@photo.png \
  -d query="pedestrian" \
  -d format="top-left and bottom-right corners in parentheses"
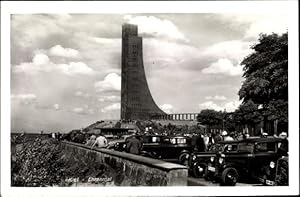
top-left (214, 132), bottom-right (223, 142)
top-left (222, 131), bottom-right (234, 141)
top-left (92, 133), bottom-right (108, 148)
top-left (126, 135), bottom-right (142, 155)
top-left (195, 134), bottom-right (206, 152)
top-left (85, 135), bottom-right (96, 146)
top-left (278, 132), bottom-right (288, 155)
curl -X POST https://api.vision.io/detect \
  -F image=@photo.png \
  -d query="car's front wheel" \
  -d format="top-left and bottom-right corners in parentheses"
top-left (192, 163), bottom-right (206, 178)
top-left (221, 167), bottom-right (238, 186)
top-left (179, 152), bottom-right (189, 166)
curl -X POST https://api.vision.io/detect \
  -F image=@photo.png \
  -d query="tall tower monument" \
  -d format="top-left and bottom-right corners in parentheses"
top-left (121, 24), bottom-right (166, 120)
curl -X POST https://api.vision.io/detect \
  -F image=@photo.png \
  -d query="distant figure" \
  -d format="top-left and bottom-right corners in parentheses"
top-left (195, 135), bottom-right (206, 152)
top-left (51, 133), bottom-right (56, 139)
top-left (92, 134), bottom-right (107, 148)
top-left (85, 135), bottom-right (96, 146)
top-left (222, 131), bottom-right (234, 141)
top-left (214, 133), bottom-right (223, 142)
top-left (126, 135), bottom-right (142, 155)
top-left (278, 132), bottom-right (288, 155)
top-left (203, 134), bottom-right (210, 151)
top-left (74, 132), bottom-right (85, 144)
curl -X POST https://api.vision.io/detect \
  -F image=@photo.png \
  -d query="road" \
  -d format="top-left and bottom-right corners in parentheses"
top-left (187, 177), bottom-right (263, 186)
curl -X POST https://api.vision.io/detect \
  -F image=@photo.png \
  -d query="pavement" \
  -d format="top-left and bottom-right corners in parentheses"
top-left (187, 177), bottom-right (263, 186)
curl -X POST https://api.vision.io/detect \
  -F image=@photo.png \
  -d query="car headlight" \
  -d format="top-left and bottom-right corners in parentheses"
top-left (210, 157), bottom-right (215, 162)
top-left (270, 161), bottom-right (275, 168)
top-left (219, 157), bottom-right (224, 164)
top-left (192, 155), bottom-right (197, 160)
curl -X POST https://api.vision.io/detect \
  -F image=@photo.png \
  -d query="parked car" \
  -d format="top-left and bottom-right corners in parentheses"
top-left (140, 135), bottom-right (193, 165)
top-left (188, 140), bottom-right (240, 178)
top-left (274, 156), bottom-right (289, 186)
top-left (258, 155), bottom-right (289, 186)
top-left (108, 134), bottom-right (193, 164)
top-left (206, 137), bottom-right (288, 186)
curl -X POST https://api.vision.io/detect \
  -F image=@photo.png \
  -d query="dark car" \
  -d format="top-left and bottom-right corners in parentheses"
top-left (206, 137), bottom-right (288, 186)
top-left (108, 134), bottom-right (193, 164)
top-left (274, 156), bottom-right (289, 186)
top-left (258, 155), bottom-right (289, 186)
top-left (188, 140), bottom-right (240, 178)
top-left (140, 135), bottom-right (193, 164)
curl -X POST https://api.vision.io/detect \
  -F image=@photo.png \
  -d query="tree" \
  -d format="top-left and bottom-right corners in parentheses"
top-left (197, 109), bottom-right (224, 132)
top-left (238, 33), bottom-right (288, 132)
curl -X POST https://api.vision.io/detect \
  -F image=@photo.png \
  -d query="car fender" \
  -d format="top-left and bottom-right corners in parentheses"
top-left (179, 149), bottom-right (190, 155)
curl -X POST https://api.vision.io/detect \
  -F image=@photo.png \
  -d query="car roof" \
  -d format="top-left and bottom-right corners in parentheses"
top-left (217, 140), bottom-right (241, 144)
top-left (215, 137), bottom-right (284, 144)
top-left (238, 137), bottom-right (284, 143)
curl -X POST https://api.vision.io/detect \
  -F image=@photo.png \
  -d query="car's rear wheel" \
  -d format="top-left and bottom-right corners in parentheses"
top-left (221, 167), bottom-right (238, 186)
top-left (179, 152), bottom-right (189, 166)
top-left (192, 163), bottom-right (206, 178)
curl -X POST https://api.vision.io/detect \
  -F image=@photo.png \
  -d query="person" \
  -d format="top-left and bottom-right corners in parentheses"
top-left (277, 132), bottom-right (288, 155)
top-left (126, 135), bottom-right (142, 155)
top-left (195, 134), bottom-right (206, 152)
top-left (92, 134), bottom-right (107, 148)
top-left (222, 131), bottom-right (234, 141)
top-left (214, 132), bottom-right (223, 142)
top-left (207, 133), bottom-right (215, 149)
top-left (85, 135), bottom-right (96, 146)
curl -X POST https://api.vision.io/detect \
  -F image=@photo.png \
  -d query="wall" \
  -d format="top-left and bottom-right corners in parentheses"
top-left (61, 141), bottom-right (188, 186)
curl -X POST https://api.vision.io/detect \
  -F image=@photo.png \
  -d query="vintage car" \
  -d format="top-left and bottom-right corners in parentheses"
top-left (108, 134), bottom-right (193, 164)
top-left (188, 140), bottom-right (240, 178)
top-left (140, 135), bottom-right (193, 164)
top-left (258, 155), bottom-right (289, 186)
top-left (206, 137), bottom-right (288, 186)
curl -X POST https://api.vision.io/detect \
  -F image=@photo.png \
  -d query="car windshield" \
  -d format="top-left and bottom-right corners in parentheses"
top-left (176, 138), bottom-right (187, 144)
top-left (238, 143), bottom-right (254, 152)
top-left (209, 144), bottom-right (223, 151)
top-left (223, 144), bottom-right (238, 152)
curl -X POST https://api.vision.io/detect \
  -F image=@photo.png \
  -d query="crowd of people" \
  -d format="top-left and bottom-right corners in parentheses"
top-left (62, 124), bottom-right (288, 156)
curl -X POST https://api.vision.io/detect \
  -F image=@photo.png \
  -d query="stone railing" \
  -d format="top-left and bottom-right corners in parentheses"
top-left (61, 141), bottom-right (188, 186)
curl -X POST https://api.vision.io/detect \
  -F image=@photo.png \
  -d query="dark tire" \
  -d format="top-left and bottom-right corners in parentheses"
top-left (179, 153), bottom-right (189, 166)
top-left (221, 168), bottom-right (238, 186)
top-left (192, 163), bottom-right (206, 178)
top-left (204, 166), bottom-right (212, 181)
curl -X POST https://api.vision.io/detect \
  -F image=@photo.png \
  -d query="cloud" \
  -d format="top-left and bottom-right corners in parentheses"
top-left (227, 14), bottom-right (288, 39)
top-left (224, 100), bottom-right (242, 112)
top-left (199, 101), bottom-right (224, 112)
top-left (199, 100), bottom-right (242, 112)
top-left (160, 104), bottom-right (174, 114)
top-left (74, 91), bottom-right (90, 98)
top-left (11, 94), bottom-right (37, 105)
top-left (49, 45), bottom-right (79, 58)
top-left (124, 15), bottom-right (187, 42)
top-left (53, 104), bottom-right (60, 110)
top-left (98, 95), bottom-right (120, 102)
top-left (203, 40), bottom-right (252, 62)
top-left (57, 62), bottom-right (94, 75)
top-left (205, 95), bottom-right (227, 101)
top-left (13, 52), bottom-right (94, 75)
top-left (72, 105), bottom-right (94, 115)
top-left (101, 103), bottom-right (120, 113)
top-left (202, 58), bottom-right (243, 76)
top-left (94, 73), bottom-right (121, 92)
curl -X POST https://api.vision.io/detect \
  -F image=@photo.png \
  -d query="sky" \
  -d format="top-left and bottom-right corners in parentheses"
top-left (10, 13), bottom-right (288, 132)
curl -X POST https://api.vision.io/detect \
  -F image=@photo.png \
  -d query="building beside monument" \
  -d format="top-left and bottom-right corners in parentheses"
top-left (121, 24), bottom-right (166, 120)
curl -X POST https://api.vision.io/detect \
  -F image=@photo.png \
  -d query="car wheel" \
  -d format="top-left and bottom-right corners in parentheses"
top-left (221, 167), bottom-right (238, 186)
top-left (192, 163), bottom-right (206, 178)
top-left (179, 153), bottom-right (189, 166)
top-left (204, 167), bottom-right (212, 181)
